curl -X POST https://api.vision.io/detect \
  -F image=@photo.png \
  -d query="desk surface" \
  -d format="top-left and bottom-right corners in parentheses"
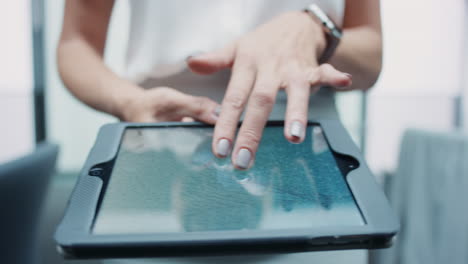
top-left (103, 250), bottom-right (367, 264)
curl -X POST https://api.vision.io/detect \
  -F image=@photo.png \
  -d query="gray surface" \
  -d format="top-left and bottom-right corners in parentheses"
top-left (38, 172), bottom-right (99, 264)
top-left (370, 129), bottom-right (468, 264)
top-left (105, 250), bottom-right (366, 264)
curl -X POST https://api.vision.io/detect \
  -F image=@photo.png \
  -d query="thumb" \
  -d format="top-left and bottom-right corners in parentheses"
top-left (177, 94), bottom-right (221, 125)
top-left (187, 43), bottom-right (237, 75)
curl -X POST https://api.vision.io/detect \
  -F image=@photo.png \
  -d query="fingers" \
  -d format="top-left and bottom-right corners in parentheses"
top-left (231, 70), bottom-right (279, 169)
top-left (187, 42), bottom-right (237, 75)
top-left (284, 79), bottom-right (310, 143)
top-left (176, 93), bottom-right (221, 124)
top-left (307, 63), bottom-right (352, 89)
top-left (183, 96), bottom-right (220, 124)
top-left (282, 63), bottom-right (351, 143)
top-left (209, 61), bottom-right (351, 171)
top-left (212, 58), bottom-right (257, 158)
top-left (181, 117), bottom-right (195, 122)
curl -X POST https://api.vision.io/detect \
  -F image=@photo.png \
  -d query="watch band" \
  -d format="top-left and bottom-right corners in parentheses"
top-left (304, 4), bottom-right (342, 64)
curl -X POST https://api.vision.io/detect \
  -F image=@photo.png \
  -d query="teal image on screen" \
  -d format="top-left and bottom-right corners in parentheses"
top-left (93, 125), bottom-right (364, 235)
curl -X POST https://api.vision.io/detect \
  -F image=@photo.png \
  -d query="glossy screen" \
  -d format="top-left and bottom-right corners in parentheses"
top-left (93, 125), bottom-right (363, 234)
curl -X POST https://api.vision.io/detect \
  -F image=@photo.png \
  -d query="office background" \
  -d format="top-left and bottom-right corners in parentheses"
top-left (0, 0), bottom-right (467, 263)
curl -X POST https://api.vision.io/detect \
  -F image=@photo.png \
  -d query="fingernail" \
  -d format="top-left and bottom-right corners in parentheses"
top-left (235, 148), bottom-right (252, 169)
top-left (343, 73), bottom-right (352, 79)
top-left (186, 51), bottom-right (204, 61)
top-left (214, 106), bottom-right (221, 116)
top-left (211, 106), bottom-right (221, 121)
top-left (216, 139), bottom-right (230, 157)
top-left (290, 121), bottom-right (303, 139)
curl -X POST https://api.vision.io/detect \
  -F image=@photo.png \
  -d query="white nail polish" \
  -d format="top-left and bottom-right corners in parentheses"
top-left (236, 148), bottom-right (252, 169)
top-left (216, 139), bottom-right (230, 157)
top-left (290, 121), bottom-right (303, 138)
top-left (214, 106), bottom-right (221, 116)
top-left (186, 51), bottom-right (204, 61)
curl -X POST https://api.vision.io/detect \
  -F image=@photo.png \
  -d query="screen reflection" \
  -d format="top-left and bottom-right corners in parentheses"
top-left (93, 125), bottom-right (363, 235)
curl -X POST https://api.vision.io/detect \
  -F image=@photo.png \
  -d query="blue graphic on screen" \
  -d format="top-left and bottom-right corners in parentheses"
top-left (93, 125), bottom-right (363, 234)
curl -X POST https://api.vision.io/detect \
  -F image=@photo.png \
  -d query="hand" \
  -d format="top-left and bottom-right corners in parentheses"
top-left (118, 87), bottom-right (220, 123)
top-left (187, 11), bottom-right (352, 169)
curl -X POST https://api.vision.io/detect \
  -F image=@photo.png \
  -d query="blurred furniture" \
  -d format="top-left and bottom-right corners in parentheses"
top-left (370, 129), bottom-right (468, 264)
top-left (0, 143), bottom-right (58, 264)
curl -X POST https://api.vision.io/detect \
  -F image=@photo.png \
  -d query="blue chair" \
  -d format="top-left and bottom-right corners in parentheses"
top-left (0, 143), bottom-right (58, 264)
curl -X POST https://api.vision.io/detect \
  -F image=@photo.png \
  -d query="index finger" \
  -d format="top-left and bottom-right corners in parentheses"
top-left (231, 71), bottom-right (279, 169)
top-left (212, 58), bottom-right (257, 158)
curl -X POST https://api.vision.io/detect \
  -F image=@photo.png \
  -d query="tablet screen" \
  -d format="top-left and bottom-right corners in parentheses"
top-left (93, 125), bottom-right (364, 235)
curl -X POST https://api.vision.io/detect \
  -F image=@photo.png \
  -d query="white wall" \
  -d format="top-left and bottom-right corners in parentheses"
top-left (365, 0), bottom-right (466, 175)
top-left (463, 4), bottom-right (468, 131)
top-left (0, 1), bottom-right (35, 163)
top-left (45, 0), bottom-right (129, 172)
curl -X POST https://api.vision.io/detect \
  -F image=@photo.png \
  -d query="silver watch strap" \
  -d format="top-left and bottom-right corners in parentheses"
top-left (304, 4), bottom-right (342, 64)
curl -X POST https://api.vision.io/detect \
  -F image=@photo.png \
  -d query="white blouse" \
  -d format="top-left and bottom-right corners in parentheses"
top-left (123, 0), bottom-right (345, 121)
top-left (125, 0), bottom-right (344, 84)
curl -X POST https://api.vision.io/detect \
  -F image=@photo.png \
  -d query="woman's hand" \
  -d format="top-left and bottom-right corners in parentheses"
top-left (118, 87), bottom-right (221, 123)
top-left (187, 11), bottom-right (352, 169)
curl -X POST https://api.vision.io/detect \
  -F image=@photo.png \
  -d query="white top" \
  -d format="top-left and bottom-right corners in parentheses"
top-left (125, 0), bottom-right (344, 84)
top-left (124, 0), bottom-right (344, 120)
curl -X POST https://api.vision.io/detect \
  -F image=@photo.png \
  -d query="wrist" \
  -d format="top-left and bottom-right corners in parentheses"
top-left (111, 83), bottom-right (145, 121)
top-left (288, 11), bottom-right (327, 61)
top-left (303, 4), bottom-right (342, 63)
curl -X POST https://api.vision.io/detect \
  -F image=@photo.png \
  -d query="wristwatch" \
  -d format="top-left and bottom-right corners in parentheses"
top-left (304, 4), bottom-right (342, 64)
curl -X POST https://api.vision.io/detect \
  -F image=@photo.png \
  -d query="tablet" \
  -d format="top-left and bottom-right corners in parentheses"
top-left (55, 121), bottom-right (398, 259)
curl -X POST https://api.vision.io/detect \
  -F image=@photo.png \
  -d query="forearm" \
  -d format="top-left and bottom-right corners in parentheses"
top-left (57, 37), bottom-right (142, 119)
top-left (329, 27), bottom-right (382, 90)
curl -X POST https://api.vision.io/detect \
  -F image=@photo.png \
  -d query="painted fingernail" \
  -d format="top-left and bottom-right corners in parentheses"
top-left (290, 121), bottom-right (303, 139)
top-left (211, 106), bottom-right (221, 120)
top-left (214, 106), bottom-right (221, 116)
top-left (216, 139), bottom-right (230, 157)
top-left (235, 148), bottom-right (252, 169)
top-left (186, 51), bottom-right (204, 61)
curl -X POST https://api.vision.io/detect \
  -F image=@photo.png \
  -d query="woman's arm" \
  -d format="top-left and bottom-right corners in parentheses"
top-left (58, 0), bottom-right (135, 118)
top-left (330, 0), bottom-right (383, 90)
top-left (58, 0), bottom-right (220, 123)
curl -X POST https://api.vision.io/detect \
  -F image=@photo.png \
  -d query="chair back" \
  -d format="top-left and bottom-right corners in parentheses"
top-left (0, 143), bottom-right (58, 264)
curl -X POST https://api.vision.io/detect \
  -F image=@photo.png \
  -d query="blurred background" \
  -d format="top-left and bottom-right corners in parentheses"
top-left (1, 0), bottom-right (467, 263)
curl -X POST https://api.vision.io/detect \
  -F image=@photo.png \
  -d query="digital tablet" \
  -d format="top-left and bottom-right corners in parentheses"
top-left (55, 120), bottom-right (398, 259)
